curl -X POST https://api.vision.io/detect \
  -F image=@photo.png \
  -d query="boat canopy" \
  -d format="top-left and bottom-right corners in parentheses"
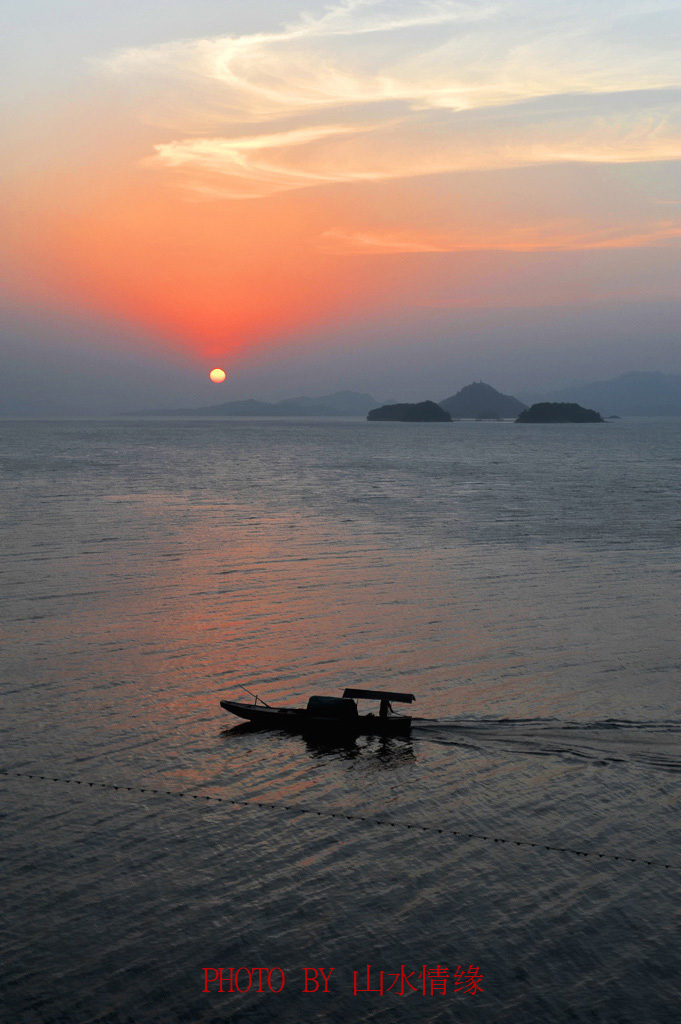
top-left (342, 688), bottom-right (415, 704)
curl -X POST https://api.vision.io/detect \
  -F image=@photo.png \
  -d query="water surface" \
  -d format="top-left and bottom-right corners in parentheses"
top-left (1, 417), bottom-right (680, 1023)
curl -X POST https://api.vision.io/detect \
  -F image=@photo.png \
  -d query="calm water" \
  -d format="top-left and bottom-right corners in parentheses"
top-left (1, 417), bottom-right (680, 1024)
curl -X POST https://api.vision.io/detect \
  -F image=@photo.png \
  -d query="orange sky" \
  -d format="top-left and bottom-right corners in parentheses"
top-left (2, 0), bottom-right (679, 379)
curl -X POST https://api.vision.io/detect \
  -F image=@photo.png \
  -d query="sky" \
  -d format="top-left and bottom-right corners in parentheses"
top-left (1, 0), bottom-right (679, 414)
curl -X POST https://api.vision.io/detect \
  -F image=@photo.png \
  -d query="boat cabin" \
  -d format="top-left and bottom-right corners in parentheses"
top-left (306, 695), bottom-right (358, 721)
top-left (305, 688), bottom-right (415, 721)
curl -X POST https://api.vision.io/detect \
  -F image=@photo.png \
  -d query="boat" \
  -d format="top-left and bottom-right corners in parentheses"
top-left (220, 687), bottom-right (416, 736)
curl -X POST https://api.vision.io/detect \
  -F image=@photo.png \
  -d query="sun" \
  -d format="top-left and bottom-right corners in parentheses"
top-left (209, 368), bottom-right (227, 383)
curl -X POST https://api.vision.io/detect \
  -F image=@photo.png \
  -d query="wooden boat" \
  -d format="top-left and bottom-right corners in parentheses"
top-left (220, 687), bottom-right (416, 736)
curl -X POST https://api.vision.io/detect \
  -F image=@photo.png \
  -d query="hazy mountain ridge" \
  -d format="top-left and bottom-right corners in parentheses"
top-left (125, 391), bottom-right (382, 418)
top-left (523, 372), bottom-right (681, 417)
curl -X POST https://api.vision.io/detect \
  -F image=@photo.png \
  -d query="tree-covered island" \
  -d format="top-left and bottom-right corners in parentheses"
top-left (516, 402), bottom-right (605, 423)
top-left (367, 401), bottom-right (452, 422)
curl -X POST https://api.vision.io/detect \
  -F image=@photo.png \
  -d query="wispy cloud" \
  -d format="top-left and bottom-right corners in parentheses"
top-left (100, 1), bottom-right (681, 197)
top-left (150, 123), bottom-right (372, 198)
top-left (148, 92), bottom-right (680, 198)
top-left (320, 221), bottom-right (681, 254)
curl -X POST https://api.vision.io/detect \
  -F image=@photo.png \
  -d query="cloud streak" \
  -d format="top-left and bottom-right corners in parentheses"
top-left (319, 221), bottom-right (681, 254)
top-left (149, 93), bottom-right (680, 198)
top-left (103, 0), bottom-right (681, 197)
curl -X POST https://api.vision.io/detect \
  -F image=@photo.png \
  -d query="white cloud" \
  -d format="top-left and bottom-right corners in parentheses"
top-left (101, 0), bottom-right (681, 196)
top-left (149, 94), bottom-right (680, 198)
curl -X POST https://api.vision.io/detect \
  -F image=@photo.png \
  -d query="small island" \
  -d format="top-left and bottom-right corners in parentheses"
top-left (367, 401), bottom-right (452, 422)
top-left (516, 402), bottom-right (604, 423)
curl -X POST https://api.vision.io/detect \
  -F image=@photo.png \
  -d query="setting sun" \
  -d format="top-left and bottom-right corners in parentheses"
top-left (209, 368), bottom-right (227, 383)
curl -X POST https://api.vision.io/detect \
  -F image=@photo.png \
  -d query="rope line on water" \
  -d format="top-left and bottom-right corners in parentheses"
top-left (1, 769), bottom-right (677, 872)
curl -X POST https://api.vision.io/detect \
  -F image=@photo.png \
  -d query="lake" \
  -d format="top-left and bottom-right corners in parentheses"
top-left (2, 416), bottom-right (680, 1023)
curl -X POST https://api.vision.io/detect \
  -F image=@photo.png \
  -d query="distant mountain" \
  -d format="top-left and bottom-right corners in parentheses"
top-left (124, 391), bottom-right (381, 418)
top-left (533, 372), bottom-right (681, 417)
top-left (440, 382), bottom-right (527, 419)
top-left (367, 401), bottom-right (451, 422)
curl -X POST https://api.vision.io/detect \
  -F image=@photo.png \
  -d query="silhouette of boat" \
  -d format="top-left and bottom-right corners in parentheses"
top-left (220, 687), bottom-right (416, 735)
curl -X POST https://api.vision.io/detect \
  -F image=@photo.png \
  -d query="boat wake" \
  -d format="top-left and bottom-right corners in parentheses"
top-left (413, 717), bottom-right (681, 772)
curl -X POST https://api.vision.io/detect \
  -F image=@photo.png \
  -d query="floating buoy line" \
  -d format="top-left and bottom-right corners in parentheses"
top-left (1, 769), bottom-right (677, 872)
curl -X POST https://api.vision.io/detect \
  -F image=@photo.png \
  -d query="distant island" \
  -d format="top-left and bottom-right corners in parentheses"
top-left (367, 401), bottom-right (452, 422)
top-left (516, 402), bottom-right (605, 423)
top-left (440, 382), bottom-right (527, 419)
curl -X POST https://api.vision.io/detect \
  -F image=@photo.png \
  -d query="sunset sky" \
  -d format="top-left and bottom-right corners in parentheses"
top-left (2, 0), bottom-right (679, 413)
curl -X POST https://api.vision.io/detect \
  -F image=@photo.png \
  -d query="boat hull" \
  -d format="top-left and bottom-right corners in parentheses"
top-left (220, 700), bottom-right (411, 736)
